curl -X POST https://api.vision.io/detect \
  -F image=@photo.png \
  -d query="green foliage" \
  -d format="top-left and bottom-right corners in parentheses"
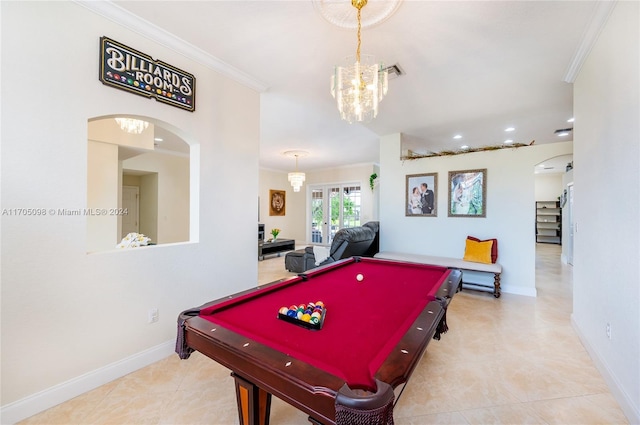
top-left (312, 192), bottom-right (356, 226)
top-left (369, 173), bottom-right (378, 191)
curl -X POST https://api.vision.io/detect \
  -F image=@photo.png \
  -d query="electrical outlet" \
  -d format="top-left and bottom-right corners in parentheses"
top-left (606, 322), bottom-right (611, 339)
top-left (148, 308), bottom-right (159, 324)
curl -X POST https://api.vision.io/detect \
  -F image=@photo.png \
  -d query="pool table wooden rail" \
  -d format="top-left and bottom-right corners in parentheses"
top-left (184, 299), bottom-right (448, 425)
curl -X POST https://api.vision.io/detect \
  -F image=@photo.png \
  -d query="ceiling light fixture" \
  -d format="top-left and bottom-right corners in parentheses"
top-left (453, 135), bottom-right (463, 139)
top-left (567, 117), bottom-right (575, 123)
top-left (504, 139), bottom-right (514, 144)
top-left (285, 150), bottom-right (308, 192)
top-left (331, 0), bottom-right (388, 124)
top-left (114, 118), bottom-right (149, 134)
top-left (505, 127), bottom-right (515, 132)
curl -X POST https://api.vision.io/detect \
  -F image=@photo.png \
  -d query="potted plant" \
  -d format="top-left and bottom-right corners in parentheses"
top-left (369, 173), bottom-right (378, 191)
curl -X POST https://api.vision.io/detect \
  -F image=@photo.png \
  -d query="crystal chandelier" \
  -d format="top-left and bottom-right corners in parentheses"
top-left (114, 118), bottom-right (149, 134)
top-left (286, 152), bottom-right (306, 192)
top-left (331, 0), bottom-right (388, 124)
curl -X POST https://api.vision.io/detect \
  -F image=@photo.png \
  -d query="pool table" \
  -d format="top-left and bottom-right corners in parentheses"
top-left (176, 257), bottom-right (461, 425)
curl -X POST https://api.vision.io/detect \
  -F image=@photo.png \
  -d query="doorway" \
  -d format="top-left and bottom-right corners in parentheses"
top-left (309, 183), bottom-right (362, 245)
top-left (566, 183), bottom-right (574, 265)
top-left (121, 186), bottom-right (139, 237)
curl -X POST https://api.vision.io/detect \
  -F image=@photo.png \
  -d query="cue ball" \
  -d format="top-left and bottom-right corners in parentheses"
top-left (356, 273), bottom-right (364, 282)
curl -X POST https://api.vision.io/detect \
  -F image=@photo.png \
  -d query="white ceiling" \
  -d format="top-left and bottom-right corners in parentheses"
top-left (105, 0), bottom-right (600, 173)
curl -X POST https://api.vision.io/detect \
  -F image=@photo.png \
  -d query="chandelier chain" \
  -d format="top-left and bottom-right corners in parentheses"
top-left (356, 7), bottom-right (362, 63)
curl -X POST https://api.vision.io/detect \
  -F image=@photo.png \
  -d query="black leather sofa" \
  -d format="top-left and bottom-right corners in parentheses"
top-left (284, 221), bottom-right (379, 273)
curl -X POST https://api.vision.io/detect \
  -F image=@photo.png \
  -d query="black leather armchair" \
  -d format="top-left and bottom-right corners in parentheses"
top-left (285, 222), bottom-right (379, 273)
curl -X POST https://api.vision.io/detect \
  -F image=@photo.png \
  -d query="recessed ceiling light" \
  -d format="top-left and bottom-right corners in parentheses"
top-left (567, 117), bottom-right (574, 123)
top-left (453, 134), bottom-right (462, 139)
top-left (154, 138), bottom-right (163, 142)
top-left (557, 132), bottom-right (570, 137)
top-left (460, 145), bottom-right (469, 150)
top-left (505, 127), bottom-right (515, 132)
top-left (504, 139), bottom-right (513, 144)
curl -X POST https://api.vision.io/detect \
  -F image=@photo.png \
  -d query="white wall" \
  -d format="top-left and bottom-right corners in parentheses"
top-left (534, 173), bottom-right (563, 202)
top-left (0, 2), bottom-right (260, 421)
top-left (87, 141), bottom-right (120, 252)
top-left (259, 169), bottom-right (306, 244)
top-left (380, 133), bottom-right (573, 296)
top-left (572, 2), bottom-right (640, 422)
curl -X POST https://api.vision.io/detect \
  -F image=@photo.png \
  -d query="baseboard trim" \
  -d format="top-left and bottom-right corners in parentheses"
top-left (501, 284), bottom-right (537, 297)
top-left (0, 340), bottom-right (175, 425)
top-left (571, 315), bottom-right (640, 424)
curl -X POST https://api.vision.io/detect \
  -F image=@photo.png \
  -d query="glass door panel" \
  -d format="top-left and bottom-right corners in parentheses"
top-left (311, 189), bottom-right (324, 243)
top-left (328, 187), bottom-right (341, 244)
top-left (309, 184), bottom-right (362, 245)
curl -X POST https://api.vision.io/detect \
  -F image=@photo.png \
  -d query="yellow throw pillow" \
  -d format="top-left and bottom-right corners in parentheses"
top-left (463, 239), bottom-right (493, 264)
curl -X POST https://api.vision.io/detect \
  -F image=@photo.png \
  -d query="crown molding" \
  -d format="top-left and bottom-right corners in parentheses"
top-left (563, 1), bottom-right (617, 83)
top-left (74, 0), bottom-right (269, 92)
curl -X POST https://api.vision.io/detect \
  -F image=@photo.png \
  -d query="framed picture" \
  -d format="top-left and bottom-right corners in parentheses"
top-left (269, 189), bottom-right (286, 216)
top-left (448, 169), bottom-right (487, 217)
top-left (406, 173), bottom-right (437, 216)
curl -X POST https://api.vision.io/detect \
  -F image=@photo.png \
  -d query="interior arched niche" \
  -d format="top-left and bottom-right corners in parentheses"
top-left (87, 115), bottom-right (199, 252)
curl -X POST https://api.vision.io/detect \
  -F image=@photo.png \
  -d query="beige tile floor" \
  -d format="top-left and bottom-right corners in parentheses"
top-left (19, 244), bottom-right (629, 425)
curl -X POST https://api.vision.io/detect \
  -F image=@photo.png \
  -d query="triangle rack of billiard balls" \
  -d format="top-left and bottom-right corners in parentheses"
top-left (278, 301), bottom-right (326, 331)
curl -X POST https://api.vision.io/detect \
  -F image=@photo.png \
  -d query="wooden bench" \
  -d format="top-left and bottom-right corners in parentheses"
top-left (374, 251), bottom-right (503, 298)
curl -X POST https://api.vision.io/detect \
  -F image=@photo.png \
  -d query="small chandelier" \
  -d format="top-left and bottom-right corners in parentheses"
top-left (114, 118), bottom-right (149, 134)
top-left (286, 151), bottom-right (307, 192)
top-left (331, 0), bottom-right (388, 124)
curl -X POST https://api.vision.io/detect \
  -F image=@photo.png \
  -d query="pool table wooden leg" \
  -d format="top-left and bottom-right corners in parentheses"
top-left (232, 373), bottom-right (272, 425)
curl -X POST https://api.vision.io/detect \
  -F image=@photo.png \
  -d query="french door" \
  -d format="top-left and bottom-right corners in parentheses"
top-left (309, 184), bottom-right (361, 245)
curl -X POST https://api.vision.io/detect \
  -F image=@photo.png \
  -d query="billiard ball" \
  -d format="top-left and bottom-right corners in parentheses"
top-left (279, 307), bottom-right (289, 315)
top-left (356, 273), bottom-right (364, 281)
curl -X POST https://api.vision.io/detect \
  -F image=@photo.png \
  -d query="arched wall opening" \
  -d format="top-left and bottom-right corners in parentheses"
top-left (87, 115), bottom-right (200, 252)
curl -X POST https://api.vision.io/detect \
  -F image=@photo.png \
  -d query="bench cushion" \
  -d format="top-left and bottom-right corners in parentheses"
top-left (374, 252), bottom-right (502, 274)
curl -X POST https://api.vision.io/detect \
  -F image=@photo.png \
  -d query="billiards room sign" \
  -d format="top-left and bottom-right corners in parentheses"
top-left (99, 36), bottom-right (196, 112)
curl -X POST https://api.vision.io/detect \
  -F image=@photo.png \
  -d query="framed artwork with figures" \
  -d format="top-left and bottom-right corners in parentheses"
top-left (406, 173), bottom-right (437, 217)
top-left (269, 190), bottom-right (286, 216)
top-left (448, 169), bottom-right (486, 217)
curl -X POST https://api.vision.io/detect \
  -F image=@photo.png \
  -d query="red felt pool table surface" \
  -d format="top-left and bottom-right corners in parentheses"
top-left (198, 257), bottom-right (451, 391)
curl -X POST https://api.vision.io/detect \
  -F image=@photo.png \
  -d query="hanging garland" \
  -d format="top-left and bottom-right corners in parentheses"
top-left (401, 141), bottom-right (534, 161)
